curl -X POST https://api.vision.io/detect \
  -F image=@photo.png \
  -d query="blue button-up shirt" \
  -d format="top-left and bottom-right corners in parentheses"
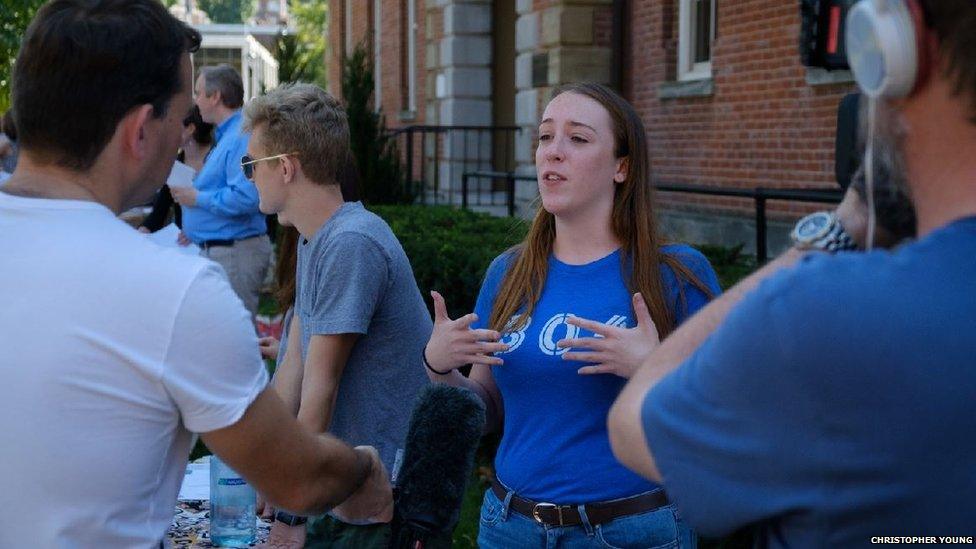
top-left (181, 110), bottom-right (266, 243)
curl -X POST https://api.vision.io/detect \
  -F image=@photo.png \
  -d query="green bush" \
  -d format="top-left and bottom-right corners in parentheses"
top-left (694, 243), bottom-right (757, 290)
top-left (369, 205), bottom-right (528, 319)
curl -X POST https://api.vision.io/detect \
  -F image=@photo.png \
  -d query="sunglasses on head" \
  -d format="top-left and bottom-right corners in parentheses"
top-left (240, 152), bottom-right (298, 180)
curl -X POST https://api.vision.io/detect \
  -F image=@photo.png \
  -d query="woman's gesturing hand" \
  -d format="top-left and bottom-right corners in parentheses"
top-left (423, 290), bottom-right (510, 374)
top-left (557, 293), bottom-right (660, 379)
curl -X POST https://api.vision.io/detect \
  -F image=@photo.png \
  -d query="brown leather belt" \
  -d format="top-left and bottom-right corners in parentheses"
top-left (490, 478), bottom-right (670, 528)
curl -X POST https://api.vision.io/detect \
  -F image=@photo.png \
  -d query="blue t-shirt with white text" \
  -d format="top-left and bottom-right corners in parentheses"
top-left (473, 244), bottom-right (721, 504)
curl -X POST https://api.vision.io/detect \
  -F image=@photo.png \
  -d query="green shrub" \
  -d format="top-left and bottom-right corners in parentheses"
top-left (369, 205), bottom-right (528, 319)
top-left (694, 243), bottom-right (757, 290)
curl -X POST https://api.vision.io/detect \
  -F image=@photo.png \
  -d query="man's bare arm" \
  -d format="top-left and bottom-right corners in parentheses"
top-left (201, 387), bottom-right (383, 517)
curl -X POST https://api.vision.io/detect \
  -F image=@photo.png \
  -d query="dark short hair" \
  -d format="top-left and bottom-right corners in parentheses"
top-left (920, 0), bottom-right (976, 122)
top-left (182, 105), bottom-right (214, 146)
top-left (13, 0), bottom-right (200, 170)
top-left (200, 65), bottom-right (245, 109)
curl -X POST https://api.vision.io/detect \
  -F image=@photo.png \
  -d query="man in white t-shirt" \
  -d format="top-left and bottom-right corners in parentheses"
top-left (0, 1), bottom-right (391, 547)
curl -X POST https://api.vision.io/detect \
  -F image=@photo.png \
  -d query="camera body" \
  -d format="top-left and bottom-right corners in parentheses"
top-left (799, 0), bottom-right (858, 71)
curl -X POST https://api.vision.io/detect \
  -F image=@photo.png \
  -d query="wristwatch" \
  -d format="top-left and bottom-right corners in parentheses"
top-left (274, 510), bottom-right (308, 526)
top-left (790, 211), bottom-right (857, 252)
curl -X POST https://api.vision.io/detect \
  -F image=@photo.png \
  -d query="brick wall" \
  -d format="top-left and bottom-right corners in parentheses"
top-left (326, 0), bottom-right (855, 230)
top-left (327, 0), bottom-right (426, 128)
top-left (625, 0), bottom-right (856, 219)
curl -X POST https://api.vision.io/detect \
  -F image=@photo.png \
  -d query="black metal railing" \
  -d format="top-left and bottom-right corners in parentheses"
top-left (386, 125), bottom-right (522, 208)
top-left (453, 170), bottom-right (845, 264)
top-left (655, 184), bottom-right (843, 263)
top-left (461, 170), bottom-right (537, 217)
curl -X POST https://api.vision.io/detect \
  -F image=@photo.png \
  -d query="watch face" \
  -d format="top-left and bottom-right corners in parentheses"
top-left (796, 212), bottom-right (832, 240)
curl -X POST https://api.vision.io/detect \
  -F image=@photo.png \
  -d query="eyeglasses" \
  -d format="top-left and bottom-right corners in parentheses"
top-left (240, 152), bottom-right (298, 180)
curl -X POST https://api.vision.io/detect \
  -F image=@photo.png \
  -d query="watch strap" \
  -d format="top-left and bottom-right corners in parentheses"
top-left (814, 217), bottom-right (857, 252)
top-left (274, 510), bottom-right (307, 526)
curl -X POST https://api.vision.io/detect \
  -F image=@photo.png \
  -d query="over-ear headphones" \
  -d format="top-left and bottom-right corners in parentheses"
top-left (845, 0), bottom-right (929, 98)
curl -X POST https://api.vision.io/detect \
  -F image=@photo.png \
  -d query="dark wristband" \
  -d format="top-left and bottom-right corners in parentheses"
top-left (274, 510), bottom-right (307, 526)
top-left (422, 346), bottom-right (450, 375)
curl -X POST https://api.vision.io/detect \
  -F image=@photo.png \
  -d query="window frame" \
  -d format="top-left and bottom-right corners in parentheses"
top-left (677, 0), bottom-right (717, 82)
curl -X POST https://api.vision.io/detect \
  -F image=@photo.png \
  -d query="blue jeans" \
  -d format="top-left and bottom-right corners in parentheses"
top-left (477, 487), bottom-right (697, 549)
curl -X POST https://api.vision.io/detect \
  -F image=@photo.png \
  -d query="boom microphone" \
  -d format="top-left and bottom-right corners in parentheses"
top-left (389, 384), bottom-right (486, 549)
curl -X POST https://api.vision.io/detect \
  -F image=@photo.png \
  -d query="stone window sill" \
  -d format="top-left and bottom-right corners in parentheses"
top-left (658, 78), bottom-right (714, 99)
top-left (805, 68), bottom-right (854, 86)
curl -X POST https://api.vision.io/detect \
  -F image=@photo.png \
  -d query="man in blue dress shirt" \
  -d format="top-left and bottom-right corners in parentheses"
top-left (172, 64), bottom-right (270, 317)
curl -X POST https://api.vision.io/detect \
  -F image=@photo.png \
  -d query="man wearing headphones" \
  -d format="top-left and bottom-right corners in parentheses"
top-left (609, 0), bottom-right (976, 545)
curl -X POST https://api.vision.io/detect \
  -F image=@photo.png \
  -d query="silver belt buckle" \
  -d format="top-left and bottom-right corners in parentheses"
top-left (532, 502), bottom-right (563, 526)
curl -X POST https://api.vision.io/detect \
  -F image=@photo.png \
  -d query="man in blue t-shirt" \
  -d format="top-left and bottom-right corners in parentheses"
top-left (609, 1), bottom-right (976, 546)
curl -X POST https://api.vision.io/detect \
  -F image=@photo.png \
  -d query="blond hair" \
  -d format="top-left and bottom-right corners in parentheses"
top-left (243, 82), bottom-right (350, 185)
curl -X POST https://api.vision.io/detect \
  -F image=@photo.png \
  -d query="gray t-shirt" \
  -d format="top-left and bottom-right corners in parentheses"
top-left (296, 201), bottom-right (431, 474)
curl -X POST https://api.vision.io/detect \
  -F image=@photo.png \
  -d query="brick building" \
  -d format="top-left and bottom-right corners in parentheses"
top-left (325, 1), bottom-right (857, 253)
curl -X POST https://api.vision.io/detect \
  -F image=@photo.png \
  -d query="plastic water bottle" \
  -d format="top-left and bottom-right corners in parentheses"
top-left (210, 456), bottom-right (256, 547)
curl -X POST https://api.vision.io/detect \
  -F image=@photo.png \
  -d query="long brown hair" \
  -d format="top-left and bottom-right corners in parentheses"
top-left (488, 82), bottom-right (712, 338)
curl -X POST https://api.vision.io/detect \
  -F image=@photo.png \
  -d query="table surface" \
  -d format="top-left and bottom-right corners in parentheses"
top-left (168, 500), bottom-right (273, 548)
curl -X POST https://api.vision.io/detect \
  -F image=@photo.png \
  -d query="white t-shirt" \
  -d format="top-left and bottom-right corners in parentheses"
top-left (0, 192), bottom-right (268, 548)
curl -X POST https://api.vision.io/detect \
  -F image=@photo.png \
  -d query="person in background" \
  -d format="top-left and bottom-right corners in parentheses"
top-left (139, 105), bottom-right (214, 233)
top-left (0, 110), bottom-right (18, 182)
top-left (609, 1), bottom-right (976, 544)
top-left (0, 1), bottom-right (392, 546)
top-left (172, 63), bottom-right (271, 318)
top-left (423, 82), bottom-right (720, 548)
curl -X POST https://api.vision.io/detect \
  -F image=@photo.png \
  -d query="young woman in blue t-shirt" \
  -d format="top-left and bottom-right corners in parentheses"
top-left (423, 82), bottom-right (720, 548)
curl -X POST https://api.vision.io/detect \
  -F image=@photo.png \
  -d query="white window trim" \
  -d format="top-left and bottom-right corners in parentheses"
top-left (374, 0), bottom-right (382, 112)
top-left (407, 0), bottom-right (417, 113)
top-left (677, 0), bottom-right (715, 82)
top-left (344, 0), bottom-right (353, 57)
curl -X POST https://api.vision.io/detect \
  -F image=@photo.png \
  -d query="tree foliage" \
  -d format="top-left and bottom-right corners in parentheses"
top-left (275, 0), bottom-right (327, 88)
top-left (0, 0), bottom-right (46, 112)
top-left (285, 0), bottom-right (327, 85)
top-left (342, 44), bottom-right (412, 205)
top-left (197, 0), bottom-right (252, 24)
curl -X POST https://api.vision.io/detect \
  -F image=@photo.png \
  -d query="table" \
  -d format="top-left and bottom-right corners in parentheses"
top-left (167, 500), bottom-right (273, 548)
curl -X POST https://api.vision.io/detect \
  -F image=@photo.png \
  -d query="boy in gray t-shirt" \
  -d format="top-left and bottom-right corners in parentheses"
top-left (243, 84), bottom-right (435, 547)
top-left (295, 200), bottom-right (431, 473)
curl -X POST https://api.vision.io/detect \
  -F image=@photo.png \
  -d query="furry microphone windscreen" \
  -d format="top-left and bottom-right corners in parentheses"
top-left (390, 384), bottom-right (486, 546)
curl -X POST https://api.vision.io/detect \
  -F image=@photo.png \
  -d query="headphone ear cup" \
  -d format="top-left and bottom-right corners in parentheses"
top-left (846, 0), bottom-right (922, 98)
